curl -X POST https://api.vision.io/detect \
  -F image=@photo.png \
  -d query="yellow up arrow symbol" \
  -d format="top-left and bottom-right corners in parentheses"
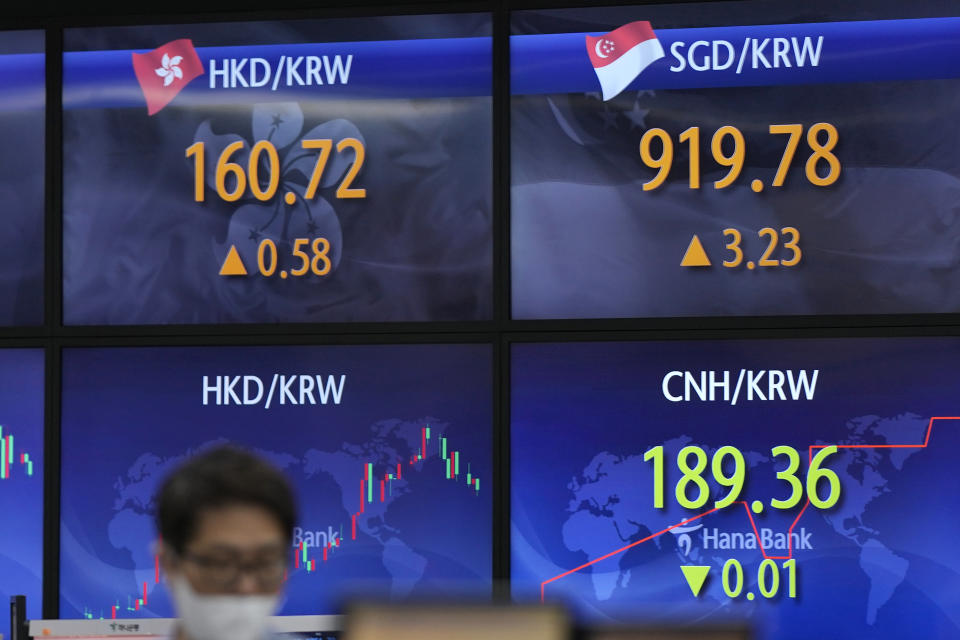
top-left (680, 234), bottom-right (711, 267)
top-left (219, 245), bottom-right (248, 276)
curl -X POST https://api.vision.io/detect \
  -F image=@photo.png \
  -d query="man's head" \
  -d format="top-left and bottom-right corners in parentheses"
top-left (155, 445), bottom-right (296, 627)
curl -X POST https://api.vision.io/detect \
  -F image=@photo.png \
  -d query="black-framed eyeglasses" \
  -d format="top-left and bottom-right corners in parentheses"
top-left (179, 549), bottom-right (288, 590)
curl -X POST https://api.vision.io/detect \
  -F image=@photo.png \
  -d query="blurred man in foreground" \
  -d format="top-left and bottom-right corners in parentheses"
top-left (155, 446), bottom-right (296, 640)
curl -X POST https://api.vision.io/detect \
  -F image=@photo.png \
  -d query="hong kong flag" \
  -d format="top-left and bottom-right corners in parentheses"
top-left (585, 21), bottom-right (664, 101)
top-left (131, 39), bottom-right (204, 115)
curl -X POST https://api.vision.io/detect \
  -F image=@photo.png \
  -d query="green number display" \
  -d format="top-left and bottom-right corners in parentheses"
top-left (770, 445), bottom-right (803, 509)
top-left (714, 559), bottom-right (798, 600)
top-left (711, 445), bottom-right (746, 509)
top-left (643, 446), bottom-right (665, 509)
top-left (784, 559), bottom-right (797, 598)
top-left (676, 446), bottom-right (710, 509)
top-left (643, 443), bottom-right (841, 512)
top-left (758, 559), bottom-right (779, 598)
top-left (722, 559), bottom-right (744, 597)
top-left (807, 445), bottom-right (841, 508)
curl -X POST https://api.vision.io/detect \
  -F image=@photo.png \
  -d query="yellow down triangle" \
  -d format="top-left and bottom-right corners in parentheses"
top-left (680, 234), bottom-right (711, 267)
top-left (219, 245), bottom-right (248, 276)
top-left (681, 565), bottom-right (711, 597)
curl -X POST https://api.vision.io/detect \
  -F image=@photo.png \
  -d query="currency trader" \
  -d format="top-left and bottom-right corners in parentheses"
top-left (155, 446), bottom-right (295, 640)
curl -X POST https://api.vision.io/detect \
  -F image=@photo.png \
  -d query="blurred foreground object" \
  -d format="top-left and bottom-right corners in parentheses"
top-left (28, 615), bottom-right (338, 640)
top-left (587, 624), bottom-right (750, 640)
top-left (344, 602), bottom-right (570, 640)
top-left (10, 596), bottom-right (26, 640)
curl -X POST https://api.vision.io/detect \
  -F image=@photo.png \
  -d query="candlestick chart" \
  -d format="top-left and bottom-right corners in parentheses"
top-left (81, 425), bottom-right (484, 620)
top-left (0, 348), bottom-right (45, 639)
top-left (60, 344), bottom-right (492, 619)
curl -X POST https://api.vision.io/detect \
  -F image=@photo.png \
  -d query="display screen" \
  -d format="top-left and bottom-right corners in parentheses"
top-left (0, 31), bottom-right (44, 326)
top-left (0, 349), bottom-right (44, 632)
top-left (60, 344), bottom-right (492, 618)
top-left (63, 15), bottom-right (492, 325)
top-left (511, 1), bottom-right (960, 319)
top-left (511, 338), bottom-right (960, 638)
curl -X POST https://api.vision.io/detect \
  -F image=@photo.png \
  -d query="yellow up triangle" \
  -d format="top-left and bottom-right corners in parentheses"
top-left (680, 234), bottom-right (711, 267)
top-left (681, 565), bottom-right (711, 597)
top-left (219, 245), bottom-right (248, 276)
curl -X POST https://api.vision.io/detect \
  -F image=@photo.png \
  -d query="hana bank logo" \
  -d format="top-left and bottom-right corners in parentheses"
top-left (670, 523), bottom-right (703, 556)
top-left (585, 21), bottom-right (665, 100)
top-left (131, 39), bottom-right (205, 115)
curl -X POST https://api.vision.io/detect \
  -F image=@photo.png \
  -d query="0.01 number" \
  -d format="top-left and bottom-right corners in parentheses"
top-left (723, 559), bottom-right (797, 599)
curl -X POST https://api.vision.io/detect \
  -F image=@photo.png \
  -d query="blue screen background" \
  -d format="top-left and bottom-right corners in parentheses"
top-left (61, 344), bottom-right (492, 618)
top-left (0, 31), bottom-right (44, 326)
top-left (0, 349), bottom-right (44, 634)
top-left (511, 1), bottom-right (960, 319)
top-left (63, 15), bottom-right (492, 325)
top-left (512, 338), bottom-right (960, 639)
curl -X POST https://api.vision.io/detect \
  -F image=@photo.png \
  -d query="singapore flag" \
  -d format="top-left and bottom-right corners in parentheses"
top-left (585, 21), bottom-right (664, 100)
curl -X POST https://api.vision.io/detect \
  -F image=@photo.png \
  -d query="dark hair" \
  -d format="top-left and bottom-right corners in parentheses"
top-left (155, 445), bottom-right (297, 554)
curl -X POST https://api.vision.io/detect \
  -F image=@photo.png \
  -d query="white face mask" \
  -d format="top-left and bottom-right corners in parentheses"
top-left (169, 575), bottom-right (279, 640)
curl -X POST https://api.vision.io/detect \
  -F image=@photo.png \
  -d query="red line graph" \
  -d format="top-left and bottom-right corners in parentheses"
top-left (540, 416), bottom-right (960, 601)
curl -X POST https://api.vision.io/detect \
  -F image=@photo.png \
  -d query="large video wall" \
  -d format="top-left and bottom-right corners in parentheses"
top-left (2, 1), bottom-right (960, 638)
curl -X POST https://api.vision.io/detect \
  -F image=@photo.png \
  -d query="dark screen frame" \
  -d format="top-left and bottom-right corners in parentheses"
top-left (0, 0), bottom-right (950, 622)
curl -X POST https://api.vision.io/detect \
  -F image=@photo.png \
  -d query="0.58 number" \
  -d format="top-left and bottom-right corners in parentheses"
top-left (256, 237), bottom-right (331, 277)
